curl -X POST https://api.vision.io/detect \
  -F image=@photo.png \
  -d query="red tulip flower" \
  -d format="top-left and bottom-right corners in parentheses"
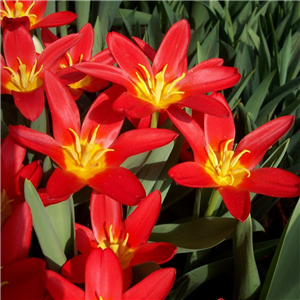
top-left (74, 19), bottom-right (241, 121)
top-left (46, 248), bottom-right (176, 300)
top-left (41, 23), bottom-right (115, 100)
top-left (1, 133), bottom-right (42, 225)
top-left (0, 0), bottom-right (77, 31)
top-left (1, 22), bottom-right (82, 121)
top-left (168, 93), bottom-right (300, 222)
top-left (9, 71), bottom-right (178, 205)
top-left (1, 202), bottom-right (47, 299)
top-left (61, 190), bottom-right (177, 288)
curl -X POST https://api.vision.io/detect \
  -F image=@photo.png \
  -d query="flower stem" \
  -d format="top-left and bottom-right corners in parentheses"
top-left (150, 111), bottom-right (159, 128)
top-left (204, 189), bottom-right (220, 217)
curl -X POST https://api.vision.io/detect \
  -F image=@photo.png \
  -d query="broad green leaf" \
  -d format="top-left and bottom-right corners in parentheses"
top-left (258, 20), bottom-right (271, 80)
top-left (224, 5), bottom-right (234, 44)
top-left (45, 196), bottom-right (77, 259)
top-left (233, 215), bottom-right (261, 300)
top-left (113, 9), bottom-right (151, 27)
top-left (190, 2), bottom-right (215, 30)
top-left (259, 198), bottom-right (300, 300)
top-left (75, 1), bottom-right (91, 31)
top-left (279, 30), bottom-right (292, 86)
top-left (245, 71), bottom-right (276, 121)
top-left (248, 27), bottom-right (260, 51)
top-left (93, 16), bottom-right (104, 55)
top-left (247, 1), bottom-right (270, 28)
top-left (98, 1), bottom-right (122, 33)
top-left (201, 21), bottom-right (219, 59)
top-left (57, 1), bottom-right (68, 37)
top-left (150, 217), bottom-right (237, 253)
top-left (119, 8), bottom-right (135, 37)
top-left (278, 98), bottom-right (300, 117)
top-left (24, 180), bottom-right (66, 272)
top-left (42, 156), bottom-right (53, 186)
top-left (287, 32), bottom-right (300, 81)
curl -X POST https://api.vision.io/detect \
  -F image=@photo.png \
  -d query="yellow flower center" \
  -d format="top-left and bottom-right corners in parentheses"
top-left (205, 139), bottom-right (251, 186)
top-left (1, 189), bottom-right (14, 225)
top-left (1, 0), bottom-right (37, 25)
top-left (3, 57), bottom-right (43, 92)
top-left (134, 64), bottom-right (185, 110)
top-left (97, 224), bottom-right (133, 269)
top-left (62, 125), bottom-right (114, 179)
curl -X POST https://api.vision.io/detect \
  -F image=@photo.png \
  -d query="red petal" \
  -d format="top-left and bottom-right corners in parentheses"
top-left (169, 162), bottom-right (218, 188)
top-left (123, 268), bottom-right (176, 300)
top-left (31, 11), bottom-right (77, 30)
top-left (29, 0), bottom-right (47, 20)
top-left (131, 242), bottom-right (177, 266)
top-left (69, 23), bottom-right (93, 62)
top-left (46, 168), bottom-right (86, 200)
top-left (1, 133), bottom-right (26, 188)
top-left (167, 105), bottom-right (207, 164)
top-left (179, 66), bottom-right (241, 94)
top-left (1, 202), bottom-right (32, 267)
top-left (87, 167), bottom-right (145, 206)
top-left (190, 58), bottom-right (225, 71)
top-left (3, 23), bottom-right (35, 70)
top-left (204, 92), bottom-right (235, 151)
top-left (237, 168), bottom-right (300, 198)
top-left (112, 92), bottom-right (158, 118)
top-left (153, 19), bottom-right (190, 82)
top-left (37, 33), bottom-right (83, 72)
top-left (85, 249), bottom-right (123, 300)
top-left (92, 48), bottom-right (115, 65)
top-left (9, 125), bottom-right (65, 166)
top-left (132, 36), bottom-right (156, 62)
top-left (12, 86), bottom-right (45, 121)
top-left (46, 269), bottom-right (85, 300)
top-left (218, 186), bottom-right (251, 222)
top-left (235, 116), bottom-right (295, 169)
top-left (107, 31), bottom-right (153, 81)
top-left (2, 258), bottom-right (46, 300)
top-left (124, 191), bottom-right (161, 248)
top-left (90, 191), bottom-right (124, 243)
top-left (81, 85), bottom-right (125, 149)
top-left (75, 223), bottom-right (95, 254)
top-left (41, 28), bottom-right (59, 47)
top-left (61, 254), bottom-right (88, 284)
top-left (109, 128), bottom-right (178, 165)
top-left (44, 70), bottom-right (80, 145)
top-left (74, 62), bottom-right (133, 90)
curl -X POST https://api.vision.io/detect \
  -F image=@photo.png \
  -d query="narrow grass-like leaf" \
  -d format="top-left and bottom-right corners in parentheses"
top-left (279, 30), bottom-right (292, 86)
top-left (201, 21), bottom-right (219, 59)
top-left (24, 180), bottom-right (66, 272)
top-left (113, 9), bottom-right (151, 27)
top-left (146, 6), bottom-right (162, 51)
top-left (162, 0), bottom-right (178, 26)
top-left (259, 199), bottom-right (300, 300)
top-left (92, 16), bottom-right (104, 55)
top-left (119, 8), bottom-right (135, 37)
top-left (233, 215), bottom-right (261, 300)
top-left (245, 71), bottom-right (276, 121)
top-left (150, 217), bottom-right (237, 253)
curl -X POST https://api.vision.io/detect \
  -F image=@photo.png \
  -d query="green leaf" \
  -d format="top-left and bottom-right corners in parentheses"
top-left (150, 217), bottom-right (237, 253)
top-left (92, 16), bottom-right (104, 55)
top-left (245, 71), bottom-right (276, 121)
top-left (233, 215), bottom-right (261, 300)
top-left (75, 1), bottom-right (91, 31)
top-left (146, 6), bottom-right (162, 51)
top-left (279, 30), bottom-right (292, 86)
top-left (98, 1), bottom-right (122, 33)
top-left (44, 1), bottom-right (56, 34)
top-left (45, 196), bottom-right (77, 259)
top-left (57, 1), bottom-right (68, 37)
top-left (119, 8), bottom-right (135, 37)
top-left (161, 1), bottom-right (178, 26)
top-left (259, 198), bottom-right (300, 300)
top-left (113, 9), bottom-right (151, 27)
top-left (24, 180), bottom-right (66, 272)
top-left (201, 21), bottom-right (219, 59)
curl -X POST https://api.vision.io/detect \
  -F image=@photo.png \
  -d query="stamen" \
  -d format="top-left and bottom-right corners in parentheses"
top-left (90, 125), bottom-right (100, 145)
top-left (19, 64), bottom-right (28, 89)
top-left (78, 53), bottom-right (84, 64)
top-left (66, 52), bottom-right (73, 67)
top-left (1, 281), bottom-right (9, 287)
top-left (165, 72), bottom-right (185, 94)
top-left (68, 128), bottom-right (81, 154)
top-left (109, 224), bottom-right (114, 243)
top-left (14, 1), bottom-right (23, 18)
top-left (93, 149), bottom-right (114, 161)
top-left (110, 244), bottom-right (119, 254)
top-left (230, 149), bottom-right (250, 168)
top-left (24, 1), bottom-right (35, 16)
top-left (80, 143), bottom-right (94, 167)
top-left (207, 144), bottom-right (219, 167)
top-left (62, 146), bottom-right (80, 164)
top-left (136, 71), bottom-right (151, 95)
top-left (220, 151), bottom-right (234, 177)
top-left (138, 63), bottom-right (153, 89)
top-left (122, 233), bottom-right (129, 247)
top-left (2, 1), bottom-right (12, 18)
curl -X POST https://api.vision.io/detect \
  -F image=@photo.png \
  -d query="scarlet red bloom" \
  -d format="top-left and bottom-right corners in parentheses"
top-left (0, 0), bottom-right (77, 31)
top-left (46, 248), bottom-right (176, 300)
top-left (9, 71), bottom-right (178, 205)
top-left (41, 23), bottom-right (115, 100)
top-left (1, 202), bottom-right (47, 299)
top-left (1, 133), bottom-right (42, 224)
top-left (168, 93), bottom-right (300, 222)
top-left (1, 22), bottom-right (82, 121)
top-left (74, 19), bottom-right (241, 121)
top-left (61, 190), bottom-right (176, 288)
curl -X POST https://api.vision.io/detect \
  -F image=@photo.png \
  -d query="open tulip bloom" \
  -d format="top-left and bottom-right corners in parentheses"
top-left (168, 93), bottom-right (300, 222)
top-left (46, 248), bottom-right (176, 300)
top-left (9, 71), bottom-right (178, 205)
top-left (1, 133), bottom-right (42, 224)
top-left (1, 22), bottom-right (82, 121)
top-left (0, 0), bottom-right (77, 31)
top-left (41, 23), bottom-right (115, 100)
top-left (62, 190), bottom-right (177, 288)
top-left (74, 19), bottom-right (241, 123)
